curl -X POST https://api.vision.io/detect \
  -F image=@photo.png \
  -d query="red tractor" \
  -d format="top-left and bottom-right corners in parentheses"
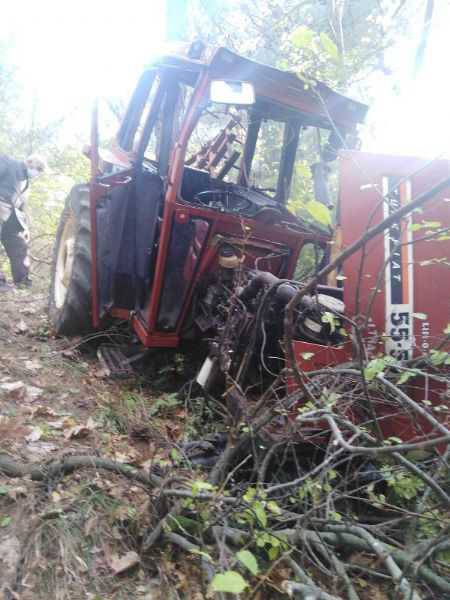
top-left (48, 44), bottom-right (449, 443)
top-left (48, 45), bottom-right (364, 364)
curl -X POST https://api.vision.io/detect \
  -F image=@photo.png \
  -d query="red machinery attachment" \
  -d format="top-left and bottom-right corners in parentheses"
top-left (338, 151), bottom-right (450, 442)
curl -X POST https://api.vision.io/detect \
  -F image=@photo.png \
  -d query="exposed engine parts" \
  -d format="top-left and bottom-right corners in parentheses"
top-left (195, 252), bottom-right (347, 390)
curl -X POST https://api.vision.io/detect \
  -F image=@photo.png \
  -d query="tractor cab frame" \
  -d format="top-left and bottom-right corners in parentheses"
top-left (54, 45), bottom-right (367, 349)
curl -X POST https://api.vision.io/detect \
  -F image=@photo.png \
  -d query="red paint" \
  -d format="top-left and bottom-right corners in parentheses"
top-left (339, 150), bottom-right (450, 442)
top-left (287, 341), bottom-right (351, 393)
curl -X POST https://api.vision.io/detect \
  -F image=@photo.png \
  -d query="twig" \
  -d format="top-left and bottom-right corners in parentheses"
top-left (0, 453), bottom-right (161, 487)
top-left (284, 174), bottom-right (450, 389)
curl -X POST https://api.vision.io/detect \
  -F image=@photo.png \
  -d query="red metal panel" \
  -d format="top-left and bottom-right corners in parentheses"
top-left (339, 150), bottom-right (450, 442)
top-left (339, 150), bottom-right (450, 360)
top-left (287, 341), bottom-right (351, 393)
top-left (144, 71), bottom-right (211, 332)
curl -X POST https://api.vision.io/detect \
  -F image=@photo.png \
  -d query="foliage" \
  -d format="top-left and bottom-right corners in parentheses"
top-left (381, 465), bottom-right (425, 501)
top-left (0, 43), bottom-right (90, 280)
top-left (211, 570), bottom-right (248, 594)
top-left (190, 0), bottom-right (419, 222)
top-left (236, 549), bottom-right (259, 575)
top-left (191, 0), bottom-right (417, 87)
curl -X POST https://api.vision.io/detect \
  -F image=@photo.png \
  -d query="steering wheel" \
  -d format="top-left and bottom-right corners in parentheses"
top-left (194, 190), bottom-right (251, 212)
top-left (253, 186), bottom-right (277, 195)
top-left (253, 206), bottom-right (282, 225)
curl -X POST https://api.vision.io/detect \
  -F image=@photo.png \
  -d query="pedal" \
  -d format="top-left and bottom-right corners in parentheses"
top-left (97, 345), bottom-right (134, 379)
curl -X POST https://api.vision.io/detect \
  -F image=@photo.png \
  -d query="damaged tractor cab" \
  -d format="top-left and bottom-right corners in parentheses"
top-left (48, 45), bottom-right (366, 398)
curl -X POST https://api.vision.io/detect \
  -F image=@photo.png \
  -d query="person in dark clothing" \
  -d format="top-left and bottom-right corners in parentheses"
top-left (0, 154), bottom-right (46, 288)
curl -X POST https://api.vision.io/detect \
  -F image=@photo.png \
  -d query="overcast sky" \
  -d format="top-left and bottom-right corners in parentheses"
top-left (1, 0), bottom-right (166, 141)
top-left (1, 0), bottom-right (449, 159)
top-left (363, 1), bottom-right (450, 158)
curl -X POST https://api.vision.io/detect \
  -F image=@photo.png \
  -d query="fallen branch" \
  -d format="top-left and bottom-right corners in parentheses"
top-left (0, 453), bottom-right (162, 488)
top-left (284, 582), bottom-right (341, 600)
top-left (213, 526), bottom-right (450, 594)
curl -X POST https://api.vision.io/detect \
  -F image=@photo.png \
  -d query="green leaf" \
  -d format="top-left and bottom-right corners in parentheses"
top-left (243, 487), bottom-right (256, 503)
top-left (291, 25), bottom-right (314, 50)
top-left (211, 571), bottom-right (248, 594)
top-left (266, 500), bottom-right (282, 515)
top-left (412, 312), bottom-right (427, 320)
top-left (321, 311), bottom-right (336, 333)
top-left (296, 161), bottom-right (311, 178)
top-left (330, 510), bottom-right (342, 522)
top-left (0, 516), bottom-right (11, 528)
top-left (191, 480), bottom-right (215, 495)
top-left (253, 501), bottom-right (268, 528)
top-left (397, 370), bottom-right (418, 385)
top-left (323, 391), bottom-right (340, 407)
top-left (236, 550), bottom-right (259, 576)
top-left (170, 448), bottom-right (181, 463)
top-left (430, 350), bottom-right (449, 366)
top-left (364, 356), bottom-right (396, 381)
top-left (191, 548), bottom-right (212, 560)
top-left (423, 220), bottom-right (442, 229)
top-left (0, 486), bottom-right (9, 496)
top-left (387, 436), bottom-right (403, 445)
top-left (320, 32), bottom-right (339, 61)
top-left (305, 200), bottom-right (332, 227)
top-left (411, 220), bottom-right (442, 232)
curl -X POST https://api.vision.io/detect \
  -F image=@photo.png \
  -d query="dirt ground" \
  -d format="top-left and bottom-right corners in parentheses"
top-left (1, 277), bottom-right (448, 600)
top-left (0, 283), bottom-right (198, 599)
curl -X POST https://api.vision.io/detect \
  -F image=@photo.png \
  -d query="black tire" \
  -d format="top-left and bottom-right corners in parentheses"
top-left (48, 184), bottom-right (93, 336)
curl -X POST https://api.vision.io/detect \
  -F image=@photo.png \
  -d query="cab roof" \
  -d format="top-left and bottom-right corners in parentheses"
top-left (151, 46), bottom-right (368, 131)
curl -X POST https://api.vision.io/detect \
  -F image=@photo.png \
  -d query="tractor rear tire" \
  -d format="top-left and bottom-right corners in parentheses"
top-left (48, 184), bottom-right (93, 336)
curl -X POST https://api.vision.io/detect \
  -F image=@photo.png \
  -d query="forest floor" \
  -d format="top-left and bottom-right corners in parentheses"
top-left (0, 280), bottom-right (448, 600)
top-left (0, 283), bottom-right (202, 600)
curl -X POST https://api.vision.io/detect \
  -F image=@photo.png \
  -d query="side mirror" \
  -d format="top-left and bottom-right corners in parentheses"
top-left (209, 80), bottom-right (255, 105)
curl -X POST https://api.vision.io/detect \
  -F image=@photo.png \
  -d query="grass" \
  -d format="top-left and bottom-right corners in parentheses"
top-left (96, 388), bottom-right (184, 437)
top-left (7, 474), bottom-right (155, 600)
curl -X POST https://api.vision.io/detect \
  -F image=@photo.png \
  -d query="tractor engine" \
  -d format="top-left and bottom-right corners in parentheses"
top-left (193, 253), bottom-right (346, 391)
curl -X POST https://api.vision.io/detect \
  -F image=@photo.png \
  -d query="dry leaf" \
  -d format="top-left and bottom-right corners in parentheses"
top-left (0, 535), bottom-right (21, 576)
top-left (27, 405), bottom-right (57, 418)
top-left (48, 416), bottom-right (76, 430)
top-left (6, 486), bottom-right (27, 501)
top-left (84, 516), bottom-right (98, 536)
top-left (27, 441), bottom-right (58, 460)
top-left (86, 416), bottom-right (97, 430)
top-left (23, 385), bottom-right (43, 402)
top-left (74, 555), bottom-right (89, 573)
top-left (109, 551), bottom-right (140, 575)
top-left (24, 359), bottom-right (42, 373)
top-left (113, 447), bottom-right (139, 464)
top-left (64, 425), bottom-right (91, 440)
top-left (25, 427), bottom-right (42, 442)
top-left (0, 381), bottom-right (24, 393)
top-left (14, 320), bottom-right (28, 334)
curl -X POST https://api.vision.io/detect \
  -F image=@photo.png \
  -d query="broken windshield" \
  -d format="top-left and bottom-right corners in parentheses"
top-left (185, 104), bottom-right (285, 197)
top-left (184, 101), bottom-right (337, 214)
